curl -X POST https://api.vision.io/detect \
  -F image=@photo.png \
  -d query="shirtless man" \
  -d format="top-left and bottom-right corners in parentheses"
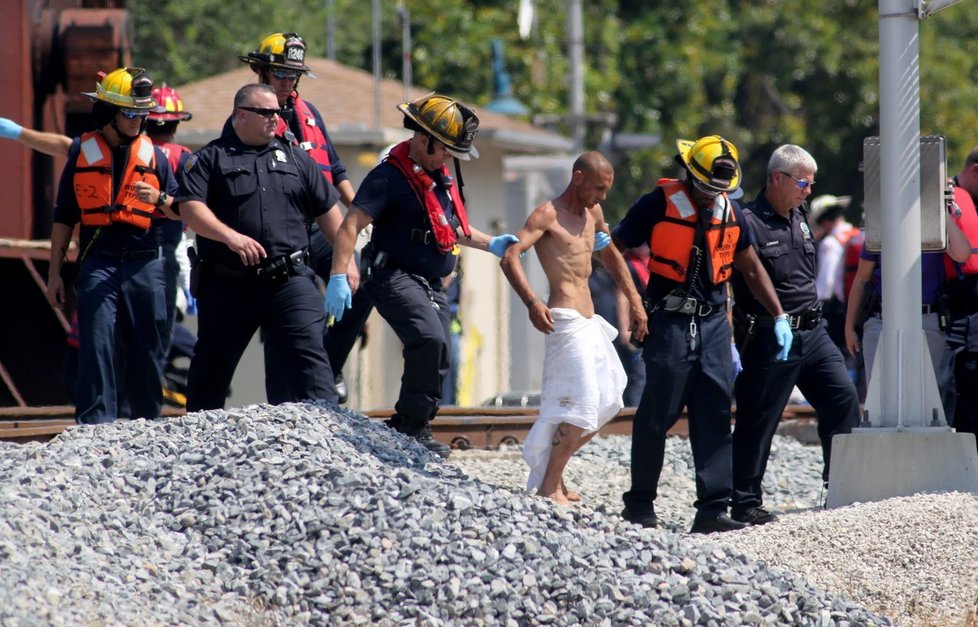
top-left (501, 151), bottom-right (649, 504)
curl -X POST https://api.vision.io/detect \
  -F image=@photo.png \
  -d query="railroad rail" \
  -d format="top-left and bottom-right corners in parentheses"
top-left (0, 405), bottom-right (819, 447)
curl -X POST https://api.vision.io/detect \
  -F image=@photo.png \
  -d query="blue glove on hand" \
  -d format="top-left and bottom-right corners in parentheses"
top-left (731, 341), bottom-right (743, 379)
top-left (488, 234), bottom-right (519, 258)
top-left (0, 118), bottom-right (23, 141)
top-left (325, 274), bottom-right (352, 322)
top-left (774, 317), bottom-right (793, 361)
top-left (594, 231), bottom-right (611, 252)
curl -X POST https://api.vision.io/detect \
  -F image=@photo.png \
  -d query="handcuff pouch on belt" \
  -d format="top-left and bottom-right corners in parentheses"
top-left (358, 241), bottom-right (389, 285)
top-left (256, 249), bottom-right (309, 286)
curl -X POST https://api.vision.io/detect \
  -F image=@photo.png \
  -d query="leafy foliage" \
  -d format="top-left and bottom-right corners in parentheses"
top-left (130, 0), bottom-right (978, 222)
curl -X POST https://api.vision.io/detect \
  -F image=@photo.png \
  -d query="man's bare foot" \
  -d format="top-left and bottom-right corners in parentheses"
top-left (561, 479), bottom-right (581, 502)
top-left (537, 488), bottom-right (574, 506)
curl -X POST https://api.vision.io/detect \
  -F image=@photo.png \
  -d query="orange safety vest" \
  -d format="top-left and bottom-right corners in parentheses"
top-left (278, 96), bottom-right (333, 184)
top-left (385, 140), bottom-right (471, 254)
top-left (73, 132), bottom-right (158, 230)
top-left (648, 179), bottom-right (739, 284)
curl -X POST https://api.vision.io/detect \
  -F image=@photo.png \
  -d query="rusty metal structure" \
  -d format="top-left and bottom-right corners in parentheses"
top-left (0, 1), bottom-right (130, 407)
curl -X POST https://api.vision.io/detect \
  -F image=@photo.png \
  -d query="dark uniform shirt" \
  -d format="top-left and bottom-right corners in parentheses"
top-left (733, 187), bottom-right (818, 315)
top-left (219, 96), bottom-right (349, 188)
top-left (355, 161), bottom-right (458, 279)
top-left (614, 186), bottom-right (752, 307)
top-left (177, 125), bottom-right (339, 268)
top-left (53, 135), bottom-right (179, 253)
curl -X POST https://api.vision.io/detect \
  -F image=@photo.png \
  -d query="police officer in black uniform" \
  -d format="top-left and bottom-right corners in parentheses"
top-left (325, 93), bottom-right (518, 458)
top-left (178, 83), bottom-right (353, 411)
top-left (616, 136), bottom-right (792, 534)
top-left (731, 144), bottom-right (860, 525)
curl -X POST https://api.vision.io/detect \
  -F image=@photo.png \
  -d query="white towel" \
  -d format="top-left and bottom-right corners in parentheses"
top-left (523, 308), bottom-right (627, 492)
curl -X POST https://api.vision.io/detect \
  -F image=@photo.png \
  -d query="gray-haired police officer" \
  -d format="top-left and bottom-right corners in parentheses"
top-left (730, 144), bottom-right (860, 525)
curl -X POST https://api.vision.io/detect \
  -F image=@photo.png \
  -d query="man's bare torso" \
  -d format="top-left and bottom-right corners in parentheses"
top-left (535, 200), bottom-right (597, 317)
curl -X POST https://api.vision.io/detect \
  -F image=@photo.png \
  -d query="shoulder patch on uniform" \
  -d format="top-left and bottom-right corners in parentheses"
top-left (184, 154), bottom-right (198, 173)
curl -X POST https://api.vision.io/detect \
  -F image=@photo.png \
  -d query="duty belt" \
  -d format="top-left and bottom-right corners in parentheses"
top-left (755, 307), bottom-right (823, 330)
top-left (652, 294), bottom-right (729, 317)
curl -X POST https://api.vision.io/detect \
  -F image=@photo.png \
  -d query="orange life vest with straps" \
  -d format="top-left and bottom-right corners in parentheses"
top-left (648, 179), bottom-right (740, 284)
top-left (73, 132), bottom-right (158, 230)
top-left (385, 140), bottom-right (471, 254)
top-left (277, 95), bottom-right (334, 183)
top-left (946, 181), bottom-right (978, 278)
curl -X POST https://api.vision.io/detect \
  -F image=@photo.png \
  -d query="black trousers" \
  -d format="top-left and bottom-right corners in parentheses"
top-left (366, 267), bottom-right (450, 424)
top-left (732, 322), bottom-right (859, 509)
top-left (187, 266), bottom-right (334, 411)
top-left (264, 227), bottom-right (375, 404)
top-left (940, 311), bottom-right (978, 447)
top-left (623, 310), bottom-right (734, 517)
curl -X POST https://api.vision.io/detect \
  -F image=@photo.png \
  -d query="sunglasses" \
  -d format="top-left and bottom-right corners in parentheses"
top-left (269, 69), bottom-right (300, 81)
top-left (780, 170), bottom-right (814, 190)
top-left (120, 109), bottom-right (150, 119)
top-left (239, 105), bottom-right (283, 119)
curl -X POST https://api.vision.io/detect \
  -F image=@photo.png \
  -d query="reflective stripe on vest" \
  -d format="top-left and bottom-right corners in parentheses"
top-left (946, 182), bottom-right (978, 278)
top-left (277, 96), bottom-right (333, 184)
top-left (647, 179), bottom-right (739, 284)
top-left (74, 132), bottom-right (158, 230)
top-left (385, 140), bottom-right (471, 253)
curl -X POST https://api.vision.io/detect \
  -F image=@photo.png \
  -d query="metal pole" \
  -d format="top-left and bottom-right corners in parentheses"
top-left (372, 0), bottom-right (382, 130)
top-left (326, 0), bottom-right (336, 61)
top-left (878, 0), bottom-right (924, 427)
top-left (567, 0), bottom-right (584, 152)
top-left (399, 3), bottom-right (412, 102)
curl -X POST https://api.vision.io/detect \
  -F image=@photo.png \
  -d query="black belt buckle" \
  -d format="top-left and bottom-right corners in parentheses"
top-left (410, 229), bottom-right (433, 245)
top-left (789, 315), bottom-right (802, 330)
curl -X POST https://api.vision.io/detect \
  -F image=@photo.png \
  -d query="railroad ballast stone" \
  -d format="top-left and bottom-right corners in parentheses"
top-left (0, 403), bottom-right (890, 625)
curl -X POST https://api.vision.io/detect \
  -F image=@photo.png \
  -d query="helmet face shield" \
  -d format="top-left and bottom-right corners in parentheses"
top-left (676, 135), bottom-right (741, 193)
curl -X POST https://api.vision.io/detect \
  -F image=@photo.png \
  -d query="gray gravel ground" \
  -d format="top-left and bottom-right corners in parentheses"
top-left (0, 403), bottom-right (961, 625)
top-left (451, 434), bottom-right (978, 626)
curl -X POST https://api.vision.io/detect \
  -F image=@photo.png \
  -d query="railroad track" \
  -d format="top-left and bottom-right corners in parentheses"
top-left (0, 404), bottom-right (819, 447)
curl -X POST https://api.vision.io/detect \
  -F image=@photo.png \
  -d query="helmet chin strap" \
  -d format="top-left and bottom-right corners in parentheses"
top-left (110, 117), bottom-right (141, 143)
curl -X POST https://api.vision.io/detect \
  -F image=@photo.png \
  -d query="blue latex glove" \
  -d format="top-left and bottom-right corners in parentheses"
top-left (183, 288), bottom-right (198, 316)
top-left (731, 342), bottom-right (742, 379)
top-left (0, 118), bottom-right (23, 141)
top-left (488, 233), bottom-right (519, 258)
top-left (325, 274), bottom-right (352, 322)
top-left (774, 318), bottom-right (793, 361)
top-left (594, 231), bottom-right (611, 251)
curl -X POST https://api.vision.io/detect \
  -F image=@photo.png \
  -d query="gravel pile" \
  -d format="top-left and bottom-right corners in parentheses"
top-left (0, 403), bottom-right (894, 625)
top-left (453, 434), bottom-right (978, 626)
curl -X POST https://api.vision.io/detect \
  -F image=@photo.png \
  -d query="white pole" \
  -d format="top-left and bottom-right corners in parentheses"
top-left (372, 0), bottom-right (382, 130)
top-left (567, 0), bottom-right (584, 152)
top-left (878, 0), bottom-right (924, 427)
